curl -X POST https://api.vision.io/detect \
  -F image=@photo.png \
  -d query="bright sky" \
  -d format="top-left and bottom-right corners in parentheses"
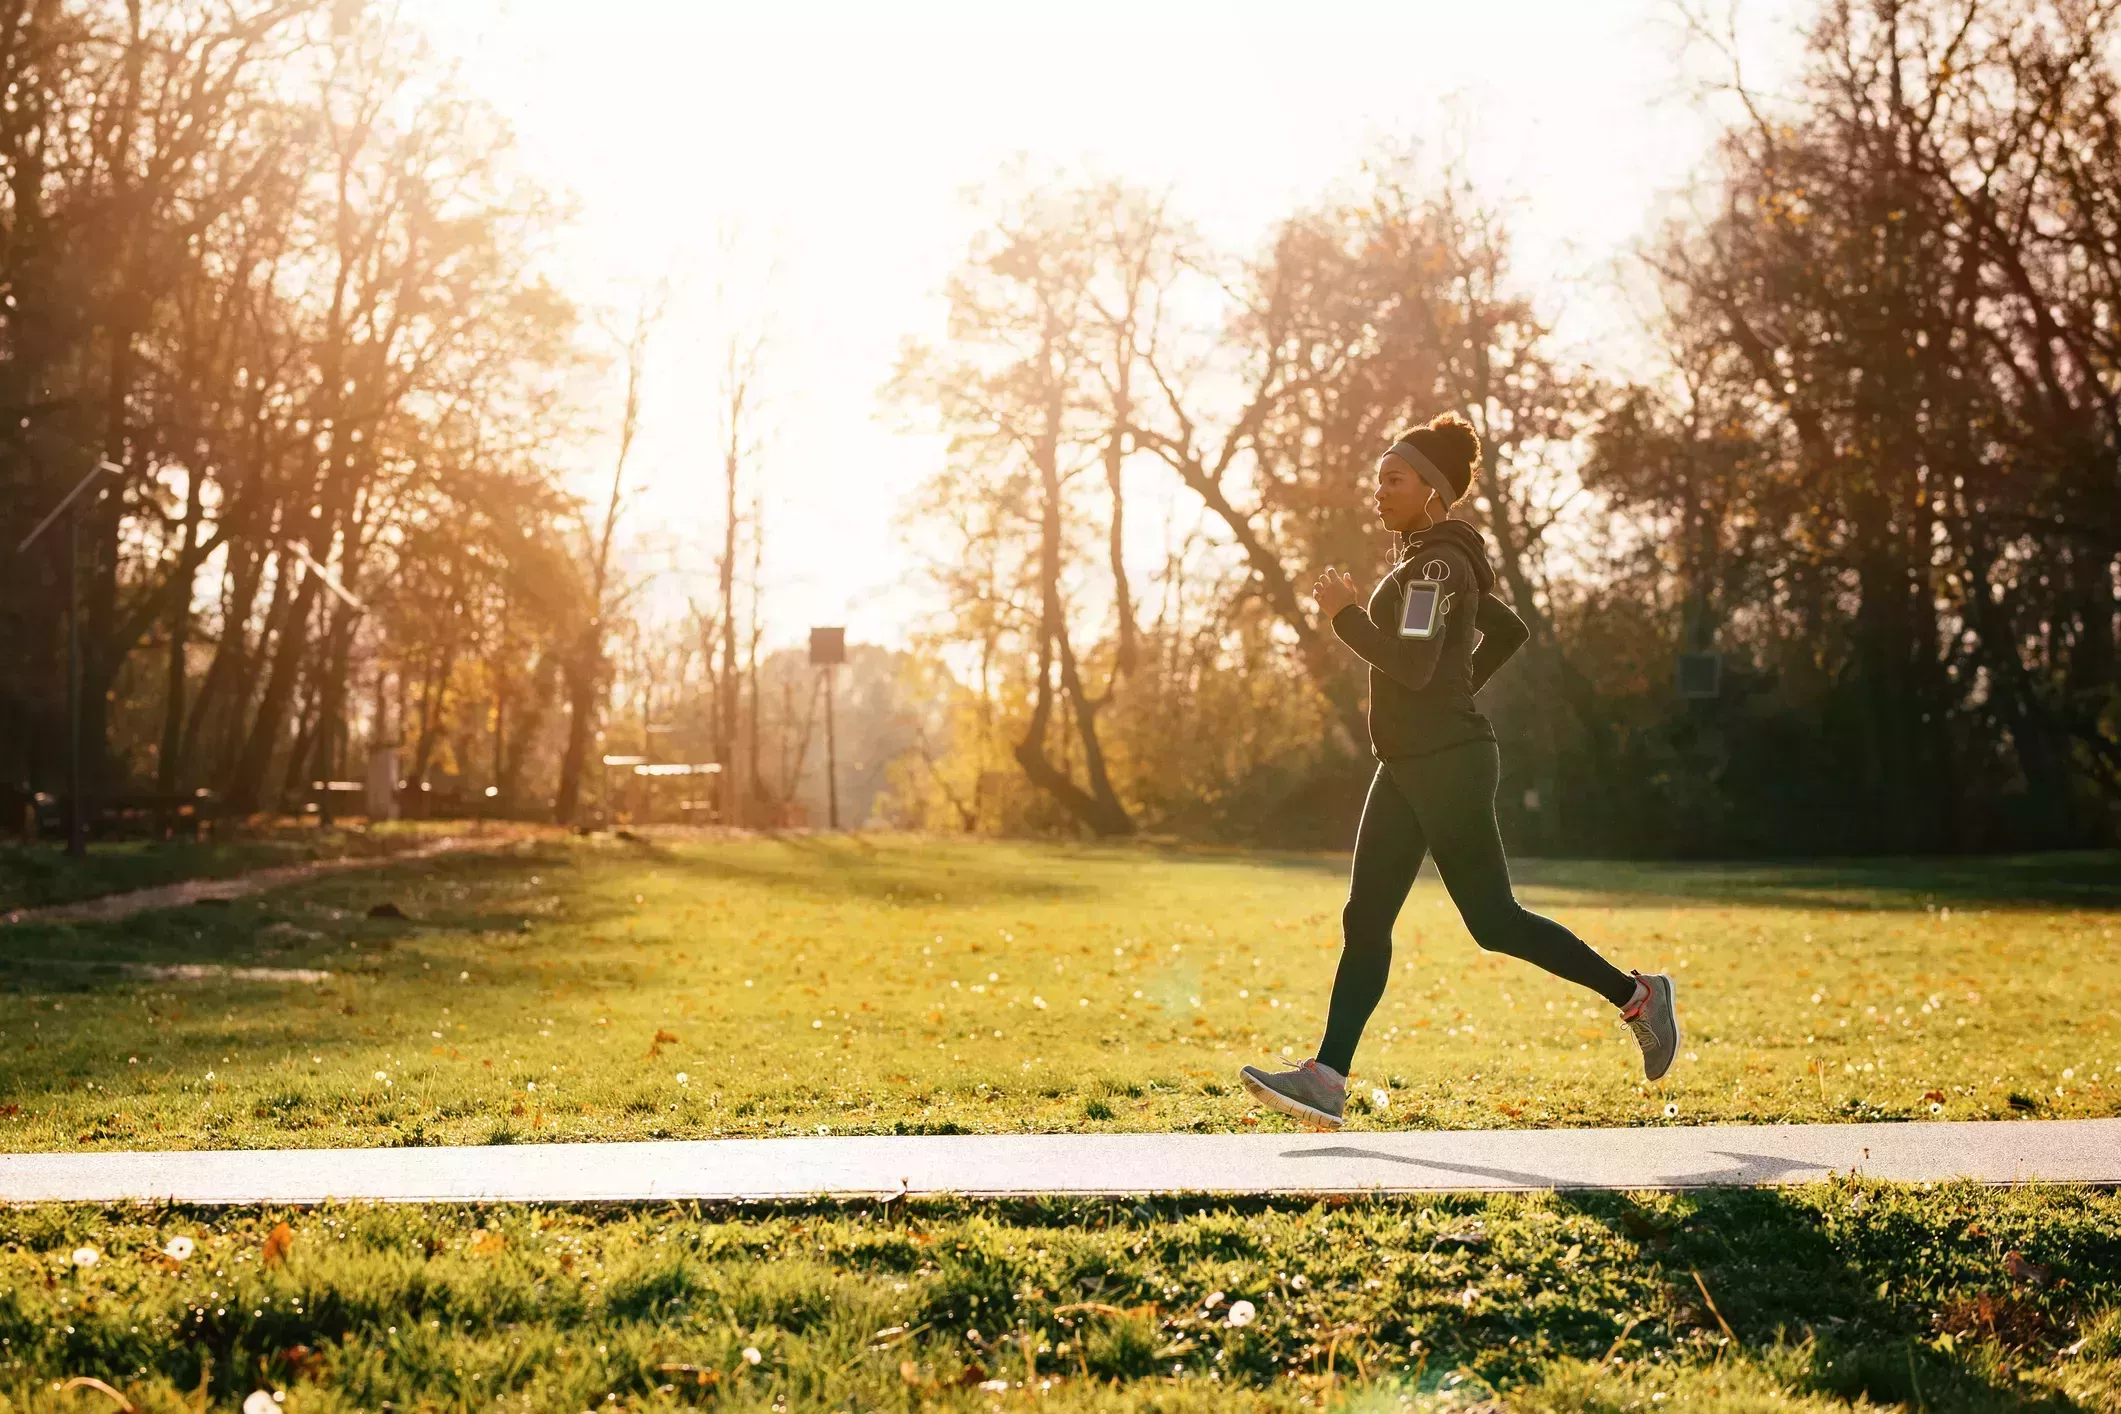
top-left (421, 0), bottom-right (1802, 650)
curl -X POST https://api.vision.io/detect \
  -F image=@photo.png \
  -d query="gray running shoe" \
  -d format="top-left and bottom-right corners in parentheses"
top-left (1622, 971), bottom-right (1680, 1081)
top-left (1239, 1059), bottom-right (1346, 1130)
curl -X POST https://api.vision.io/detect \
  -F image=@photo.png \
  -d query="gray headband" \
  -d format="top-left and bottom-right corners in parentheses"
top-left (1385, 441), bottom-right (1458, 504)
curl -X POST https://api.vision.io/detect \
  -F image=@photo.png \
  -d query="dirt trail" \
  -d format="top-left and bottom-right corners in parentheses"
top-left (0, 833), bottom-right (509, 927)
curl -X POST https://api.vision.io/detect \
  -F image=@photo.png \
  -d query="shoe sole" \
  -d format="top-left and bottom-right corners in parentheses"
top-left (1240, 1070), bottom-right (1344, 1131)
top-left (1644, 974), bottom-right (1680, 1082)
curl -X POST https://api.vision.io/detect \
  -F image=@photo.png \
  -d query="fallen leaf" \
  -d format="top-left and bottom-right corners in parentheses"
top-left (1620, 1211), bottom-right (1671, 1248)
top-left (656, 1363), bottom-right (720, 1388)
top-left (1923, 1090), bottom-right (1946, 1104)
top-left (644, 1028), bottom-right (680, 1059)
top-left (2005, 1251), bottom-right (2052, 1287)
top-left (58, 1376), bottom-right (135, 1412)
top-left (261, 1222), bottom-right (294, 1268)
top-left (899, 1360), bottom-right (922, 1386)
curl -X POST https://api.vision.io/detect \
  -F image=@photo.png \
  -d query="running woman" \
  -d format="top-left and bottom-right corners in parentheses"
top-left (1240, 412), bottom-right (1679, 1130)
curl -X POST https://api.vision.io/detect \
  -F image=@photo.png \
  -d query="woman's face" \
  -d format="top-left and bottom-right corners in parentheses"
top-left (1372, 452), bottom-right (1441, 534)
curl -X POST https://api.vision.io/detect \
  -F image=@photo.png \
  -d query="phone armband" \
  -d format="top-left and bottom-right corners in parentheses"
top-left (1398, 580), bottom-right (1445, 639)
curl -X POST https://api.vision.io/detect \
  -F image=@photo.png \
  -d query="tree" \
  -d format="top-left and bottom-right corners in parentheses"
top-left (555, 292), bottom-right (659, 825)
top-left (892, 179), bottom-right (1153, 837)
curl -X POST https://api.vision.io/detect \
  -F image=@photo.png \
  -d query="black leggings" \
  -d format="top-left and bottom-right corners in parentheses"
top-left (1316, 741), bottom-right (1635, 1075)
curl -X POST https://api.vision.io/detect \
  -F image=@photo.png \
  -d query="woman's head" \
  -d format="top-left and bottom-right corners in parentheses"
top-left (1371, 412), bottom-right (1482, 534)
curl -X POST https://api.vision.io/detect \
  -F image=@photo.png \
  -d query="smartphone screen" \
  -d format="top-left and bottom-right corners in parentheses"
top-left (1399, 581), bottom-right (1442, 639)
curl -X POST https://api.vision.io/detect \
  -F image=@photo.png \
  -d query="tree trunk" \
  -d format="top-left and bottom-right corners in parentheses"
top-left (183, 540), bottom-right (265, 785)
top-left (223, 563), bottom-right (324, 814)
top-left (716, 428), bottom-right (740, 823)
top-left (408, 641), bottom-right (457, 807)
top-left (154, 474), bottom-right (204, 795)
top-left (553, 643), bottom-right (599, 826)
top-left (1012, 372), bottom-right (1134, 837)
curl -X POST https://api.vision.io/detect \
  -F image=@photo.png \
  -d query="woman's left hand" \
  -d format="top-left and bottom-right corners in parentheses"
top-left (1313, 568), bottom-right (1362, 620)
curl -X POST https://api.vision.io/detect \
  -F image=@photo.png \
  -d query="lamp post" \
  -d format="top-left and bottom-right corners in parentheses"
top-left (16, 460), bottom-right (125, 859)
top-left (809, 627), bottom-right (845, 830)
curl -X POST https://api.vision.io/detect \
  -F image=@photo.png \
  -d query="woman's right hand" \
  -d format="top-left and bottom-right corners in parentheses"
top-left (1313, 568), bottom-right (1362, 620)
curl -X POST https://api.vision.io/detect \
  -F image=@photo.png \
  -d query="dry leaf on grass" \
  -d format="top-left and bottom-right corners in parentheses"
top-left (261, 1222), bottom-right (294, 1267)
top-left (279, 1344), bottom-right (325, 1380)
top-left (656, 1363), bottom-right (721, 1388)
top-left (2005, 1250), bottom-right (2054, 1287)
top-left (59, 1376), bottom-right (135, 1411)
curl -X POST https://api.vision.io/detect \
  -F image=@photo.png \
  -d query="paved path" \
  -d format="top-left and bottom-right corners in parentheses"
top-left (1, 834), bottom-right (500, 927)
top-left (4, 1119), bottom-right (2116, 1204)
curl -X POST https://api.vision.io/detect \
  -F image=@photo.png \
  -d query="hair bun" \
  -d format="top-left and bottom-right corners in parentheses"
top-left (1422, 411), bottom-right (1482, 473)
top-left (1394, 410), bottom-right (1482, 503)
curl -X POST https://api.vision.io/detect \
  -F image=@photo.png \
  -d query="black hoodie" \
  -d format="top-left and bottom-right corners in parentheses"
top-left (1329, 519), bottom-right (1528, 761)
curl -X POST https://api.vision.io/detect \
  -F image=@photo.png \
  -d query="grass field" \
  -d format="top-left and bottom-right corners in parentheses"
top-left (0, 835), bottom-right (2115, 1150)
top-left (0, 1181), bottom-right (2116, 1411)
top-left (3, 834), bottom-right (2120, 1411)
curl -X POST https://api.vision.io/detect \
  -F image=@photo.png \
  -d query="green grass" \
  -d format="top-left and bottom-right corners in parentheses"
top-left (4, 836), bottom-right (2119, 1411)
top-left (0, 1180), bottom-right (2116, 1411)
top-left (0, 824), bottom-right (460, 915)
top-left (1, 835), bottom-right (2117, 1150)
